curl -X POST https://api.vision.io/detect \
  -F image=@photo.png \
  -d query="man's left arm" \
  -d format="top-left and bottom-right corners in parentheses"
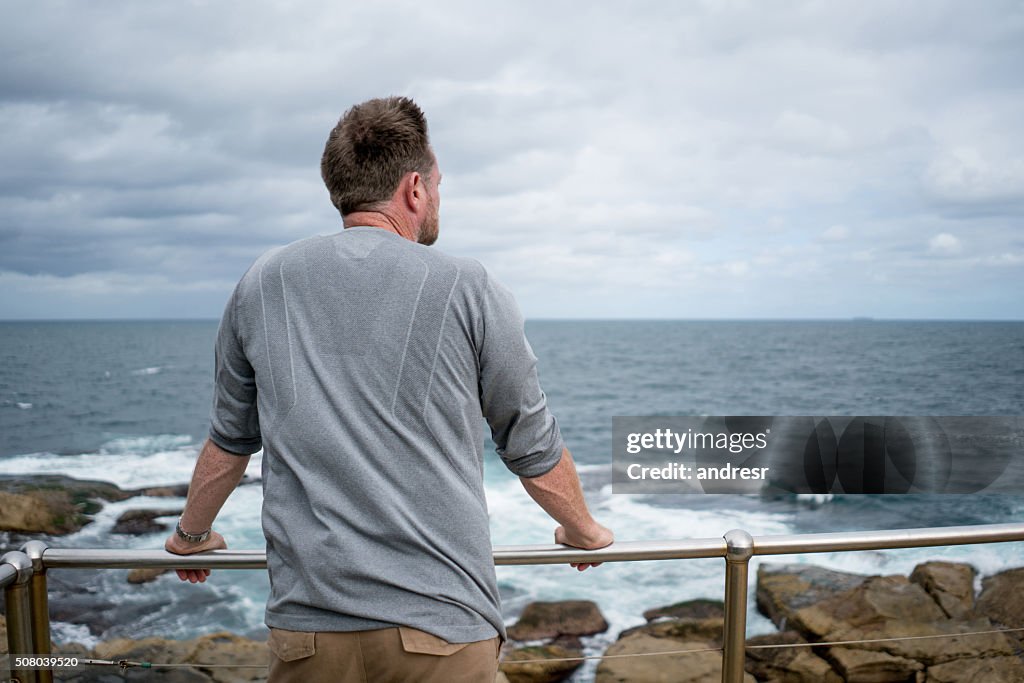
top-left (164, 438), bottom-right (251, 582)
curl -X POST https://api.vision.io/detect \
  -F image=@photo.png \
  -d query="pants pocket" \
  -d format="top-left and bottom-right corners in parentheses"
top-left (268, 627), bottom-right (316, 662)
top-left (397, 626), bottom-right (471, 656)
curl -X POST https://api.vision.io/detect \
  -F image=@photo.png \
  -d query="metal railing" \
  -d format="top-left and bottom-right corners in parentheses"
top-left (4, 521), bottom-right (1024, 683)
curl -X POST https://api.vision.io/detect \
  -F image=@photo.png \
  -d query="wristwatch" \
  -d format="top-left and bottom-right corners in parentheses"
top-left (175, 517), bottom-right (211, 543)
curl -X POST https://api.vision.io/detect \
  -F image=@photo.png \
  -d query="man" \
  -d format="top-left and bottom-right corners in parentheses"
top-left (165, 96), bottom-right (613, 682)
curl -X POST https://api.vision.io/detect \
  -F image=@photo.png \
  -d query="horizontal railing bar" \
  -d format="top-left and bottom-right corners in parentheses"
top-left (754, 522), bottom-right (1024, 556)
top-left (42, 549), bottom-right (267, 569)
top-left (494, 538), bottom-right (728, 564)
top-left (33, 522), bottom-right (1024, 570)
top-left (0, 562), bottom-right (17, 588)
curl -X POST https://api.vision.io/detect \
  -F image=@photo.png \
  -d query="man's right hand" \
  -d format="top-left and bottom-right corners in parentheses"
top-left (555, 522), bottom-right (614, 571)
top-left (519, 447), bottom-right (614, 571)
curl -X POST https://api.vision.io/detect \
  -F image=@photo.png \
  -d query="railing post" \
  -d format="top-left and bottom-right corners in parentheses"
top-left (21, 541), bottom-right (52, 683)
top-left (722, 529), bottom-right (753, 683)
top-left (2, 550), bottom-right (37, 683)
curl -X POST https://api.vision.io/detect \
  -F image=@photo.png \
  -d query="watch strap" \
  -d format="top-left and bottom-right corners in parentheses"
top-left (176, 517), bottom-right (211, 543)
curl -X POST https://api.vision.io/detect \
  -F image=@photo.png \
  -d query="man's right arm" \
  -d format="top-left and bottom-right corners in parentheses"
top-left (519, 447), bottom-right (614, 570)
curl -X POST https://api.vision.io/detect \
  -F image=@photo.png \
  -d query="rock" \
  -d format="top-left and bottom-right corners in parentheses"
top-left (87, 632), bottom-right (269, 683)
top-left (93, 635), bottom-right (195, 665)
top-left (595, 633), bottom-right (755, 682)
top-left (136, 475), bottom-right (257, 500)
top-left (909, 561), bottom-right (976, 619)
top-left (925, 655), bottom-right (1024, 682)
top-left (619, 618), bottom-right (723, 647)
top-left (824, 645), bottom-right (923, 682)
top-left (499, 644), bottom-right (583, 683)
top-left (127, 568), bottom-right (171, 584)
top-left (0, 474), bottom-right (133, 535)
top-left (53, 640), bottom-right (93, 656)
top-left (789, 575), bottom-right (946, 639)
top-left (744, 630), bottom-right (841, 682)
top-left (788, 575), bottom-right (1016, 666)
top-left (0, 489), bottom-right (91, 535)
top-left (643, 598), bottom-right (724, 623)
top-left (975, 566), bottom-right (1024, 646)
top-left (138, 484), bottom-right (191, 498)
top-left (188, 631), bottom-right (268, 683)
top-left (756, 563), bottom-right (868, 629)
top-left (112, 509), bottom-right (183, 535)
top-left (507, 600), bottom-right (608, 641)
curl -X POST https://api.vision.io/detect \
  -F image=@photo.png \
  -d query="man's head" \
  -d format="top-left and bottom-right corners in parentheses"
top-left (322, 96), bottom-right (440, 245)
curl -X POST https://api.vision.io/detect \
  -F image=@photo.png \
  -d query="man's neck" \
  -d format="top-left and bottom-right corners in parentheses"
top-left (343, 211), bottom-right (418, 242)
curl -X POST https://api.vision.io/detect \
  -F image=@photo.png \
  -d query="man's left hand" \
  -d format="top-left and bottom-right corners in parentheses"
top-left (164, 530), bottom-right (228, 583)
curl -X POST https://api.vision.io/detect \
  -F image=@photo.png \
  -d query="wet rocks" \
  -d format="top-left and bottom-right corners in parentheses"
top-left (909, 560), bottom-right (976, 619)
top-left (0, 474), bottom-right (133, 535)
top-left (752, 561), bottom-right (1024, 681)
top-left (755, 563), bottom-right (868, 629)
top-left (111, 509), bottom-right (184, 535)
top-left (501, 600), bottom-right (607, 682)
top-left (642, 598), bottom-right (724, 623)
top-left (506, 600), bottom-right (608, 641)
top-left (975, 566), bottom-right (1024, 647)
top-left (500, 644), bottom-right (583, 683)
top-left (0, 472), bottom-right (258, 536)
top-left (744, 631), bottom-right (840, 682)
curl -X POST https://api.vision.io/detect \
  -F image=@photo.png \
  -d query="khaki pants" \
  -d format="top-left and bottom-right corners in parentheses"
top-left (267, 626), bottom-right (501, 683)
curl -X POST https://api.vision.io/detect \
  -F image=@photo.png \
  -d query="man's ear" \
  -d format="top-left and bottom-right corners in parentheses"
top-left (402, 171), bottom-right (424, 210)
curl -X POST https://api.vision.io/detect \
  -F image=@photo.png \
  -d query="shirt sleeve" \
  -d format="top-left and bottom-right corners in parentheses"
top-left (477, 271), bottom-right (564, 478)
top-left (208, 286), bottom-right (262, 455)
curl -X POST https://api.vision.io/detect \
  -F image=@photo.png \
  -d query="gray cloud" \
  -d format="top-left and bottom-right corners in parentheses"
top-left (1, 0), bottom-right (1021, 319)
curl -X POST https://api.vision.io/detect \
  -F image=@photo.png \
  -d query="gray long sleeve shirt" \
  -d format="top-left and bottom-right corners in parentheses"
top-left (208, 225), bottom-right (564, 643)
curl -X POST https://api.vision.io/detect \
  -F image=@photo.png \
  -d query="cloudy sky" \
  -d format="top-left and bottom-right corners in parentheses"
top-left (1, 1), bottom-right (1022, 320)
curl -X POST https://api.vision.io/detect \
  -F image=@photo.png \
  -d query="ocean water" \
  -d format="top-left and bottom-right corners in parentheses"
top-left (1, 320), bottom-right (1023, 676)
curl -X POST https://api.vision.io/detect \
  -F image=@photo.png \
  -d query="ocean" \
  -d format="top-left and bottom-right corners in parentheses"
top-left (2, 319), bottom-right (1023, 676)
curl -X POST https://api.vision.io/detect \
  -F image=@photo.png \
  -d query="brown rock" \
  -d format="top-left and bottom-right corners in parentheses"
top-left (909, 561), bottom-right (976, 619)
top-left (0, 474), bottom-right (135, 535)
top-left (136, 475), bottom-right (257, 500)
top-left (619, 617), bottom-right (723, 647)
top-left (789, 575), bottom-right (946, 640)
top-left (52, 640), bottom-right (92, 656)
top-left (643, 598), bottom-right (724, 622)
top-left (188, 631), bottom-right (268, 683)
top-left (756, 563), bottom-right (869, 629)
top-left (596, 634), bottom-right (755, 682)
top-left (507, 601), bottom-right (608, 641)
top-left (975, 566), bottom-right (1024, 646)
top-left (925, 655), bottom-right (1024, 683)
top-left (789, 575), bottom-right (1016, 666)
top-left (499, 644), bottom-right (582, 683)
top-left (0, 489), bottom-right (92, 535)
top-left (744, 630), bottom-right (841, 682)
top-left (139, 483), bottom-right (192, 498)
top-left (92, 635), bottom-right (195, 664)
top-left (127, 568), bottom-right (171, 584)
top-left (824, 645), bottom-right (922, 682)
top-left (89, 632), bottom-right (268, 682)
top-left (112, 508), bottom-right (183, 535)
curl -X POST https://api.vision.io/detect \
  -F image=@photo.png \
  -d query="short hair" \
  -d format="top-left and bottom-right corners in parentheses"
top-left (321, 96), bottom-right (434, 216)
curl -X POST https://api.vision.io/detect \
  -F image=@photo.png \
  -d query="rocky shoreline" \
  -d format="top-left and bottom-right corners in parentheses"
top-left (3, 475), bottom-right (1023, 681)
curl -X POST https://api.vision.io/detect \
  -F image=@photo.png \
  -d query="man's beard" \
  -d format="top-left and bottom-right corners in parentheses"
top-left (418, 196), bottom-right (439, 246)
